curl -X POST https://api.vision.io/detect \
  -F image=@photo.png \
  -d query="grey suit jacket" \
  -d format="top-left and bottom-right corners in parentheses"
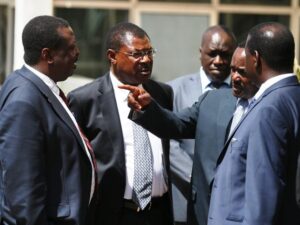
top-left (68, 73), bottom-right (174, 225)
top-left (130, 89), bottom-right (236, 225)
top-left (167, 73), bottom-right (202, 222)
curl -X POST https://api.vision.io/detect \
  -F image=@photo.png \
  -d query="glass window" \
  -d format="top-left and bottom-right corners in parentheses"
top-left (55, 8), bottom-right (128, 79)
top-left (220, 13), bottom-right (290, 43)
top-left (141, 13), bottom-right (209, 82)
top-left (0, 5), bottom-right (7, 84)
top-left (140, 0), bottom-right (210, 2)
top-left (221, 0), bottom-right (290, 5)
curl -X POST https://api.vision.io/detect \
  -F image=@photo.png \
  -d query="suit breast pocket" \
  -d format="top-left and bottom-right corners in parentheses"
top-left (226, 139), bottom-right (246, 222)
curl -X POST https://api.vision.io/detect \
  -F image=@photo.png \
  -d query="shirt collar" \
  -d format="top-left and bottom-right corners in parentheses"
top-left (24, 63), bottom-right (60, 95)
top-left (254, 73), bottom-right (295, 100)
top-left (109, 71), bottom-right (144, 102)
top-left (200, 66), bottom-right (231, 90)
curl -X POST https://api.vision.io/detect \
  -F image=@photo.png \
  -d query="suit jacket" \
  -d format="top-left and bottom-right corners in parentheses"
top-left (208, 76), bottom-right (300, 225)
top-left (68, 73), bottom-right (173, 225)
top-left (297, 153), bottom-right (300, 207)
top-left (167, 73), bottom-right (202, 222)
top-left (130, 89), bottom-right (236, 225)
top-left (0, 66), bottom-right (93, 225)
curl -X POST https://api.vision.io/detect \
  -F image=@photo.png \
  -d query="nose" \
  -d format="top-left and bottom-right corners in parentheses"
top-left (231, 71), bottom-right (241, 82)
top-left (214, 55), bottom-right (224, 65)
top-left (75, 45), bottom-right (80, 57)
top-left (139, 53), bottom-right (152, 63)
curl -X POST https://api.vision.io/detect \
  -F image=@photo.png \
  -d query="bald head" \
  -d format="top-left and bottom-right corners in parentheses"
top-left (246, 22), bottom-right (294, 74)
top-left (200, 25), bottom-right (237, 83)
top-left (201, 25), bottom-right (236, 48)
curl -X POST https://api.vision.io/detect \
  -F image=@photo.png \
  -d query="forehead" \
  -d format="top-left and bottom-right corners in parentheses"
top-left (57, 26), bottom-right (76, 45)
top-left (202, 30), bottom-right (234, 51)
top-left (120, 33), bottom-right (151, 50)
top-left (231, 48), bottom-right (246, 64)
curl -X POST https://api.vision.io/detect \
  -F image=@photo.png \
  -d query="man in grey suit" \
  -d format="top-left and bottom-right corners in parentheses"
top-left (120, 43), bottom-right (258, 225)
top-left (167, 25), bottom-right (237, 225)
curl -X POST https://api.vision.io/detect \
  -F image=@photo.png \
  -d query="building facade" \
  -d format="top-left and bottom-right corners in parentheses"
top-left (0, 0), bottom-right (299, 85)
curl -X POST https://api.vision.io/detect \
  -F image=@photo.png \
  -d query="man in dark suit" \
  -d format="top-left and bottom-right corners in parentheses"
top-left (0, 16), bottom-right (96, 225)
top-left (120, 43), bottom-right (258, 225)
top-left (208, 22), bottom-right (300, 225)
top-left (166, 26), bottom-right (236, 225)
top-left (68, 22), bottom-right (173, 225)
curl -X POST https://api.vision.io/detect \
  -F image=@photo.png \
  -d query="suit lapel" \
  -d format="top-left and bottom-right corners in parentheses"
top-left (96, 74), bottom-right (125, 166)
top-left (215, 92), bottom-right (236, 150)
top-left (19, 66), bottom-right (86, 151)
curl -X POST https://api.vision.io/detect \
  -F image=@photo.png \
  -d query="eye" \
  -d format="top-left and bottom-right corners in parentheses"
top-left (237, 69), bottom-right (246, 76)
top-left (131, 52), bottom-right (144, 59)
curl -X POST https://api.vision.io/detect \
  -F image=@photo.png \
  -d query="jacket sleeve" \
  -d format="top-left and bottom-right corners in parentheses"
top-left (0, 101), bottom-right (50, 225)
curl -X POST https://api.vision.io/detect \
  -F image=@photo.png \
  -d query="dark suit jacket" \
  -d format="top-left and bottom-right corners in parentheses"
top-left (68, 73), bottom-right (173, 225)
top-left (209, 76), bottom-right (300, 225)
top-left (129, 89), bottom-right (236, 225)
top-left (0, 66), bottom-right (93, 225)
top-left (297, 153), bottom-right (300, 207)
top-left (167, 73), bottom-right (203, 222)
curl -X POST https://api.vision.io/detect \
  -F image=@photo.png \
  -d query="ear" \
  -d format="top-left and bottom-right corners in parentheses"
top-left (199, 47), bottom-right (203, 61)
top-left (41, 48), bottom-right (54, 64)
top-left (253, 50), bottom-right (261, 69)
top-left (107, 49), bottom-right (117, 64)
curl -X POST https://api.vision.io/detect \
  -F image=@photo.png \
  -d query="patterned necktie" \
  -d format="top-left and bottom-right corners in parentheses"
top-left (59, 88), bottom-right (98, 191)
top-left (229, 98), bottom-right (249, 135)
top-left (132, 122), bottom-right (153, 210)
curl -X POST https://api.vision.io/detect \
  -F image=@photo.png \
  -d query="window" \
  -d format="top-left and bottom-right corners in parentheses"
top-left (221, 0), bottom-right (290, 5)
top-left (141, 13), bottom-right (209, 82)
top-left (220, 13), bottom-right (290, 43)
top-left (55, 8), bottom-right (128, 78)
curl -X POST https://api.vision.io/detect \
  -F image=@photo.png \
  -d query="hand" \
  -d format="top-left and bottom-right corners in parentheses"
top-left (118, 84), bottom-right (152, 111)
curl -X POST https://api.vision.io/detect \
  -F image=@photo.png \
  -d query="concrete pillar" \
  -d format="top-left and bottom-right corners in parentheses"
top-left (13, 0), bottom-right (53, 70)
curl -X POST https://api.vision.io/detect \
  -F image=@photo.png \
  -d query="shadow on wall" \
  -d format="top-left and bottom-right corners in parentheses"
top-left (58, 75), bottom-right (94, 95)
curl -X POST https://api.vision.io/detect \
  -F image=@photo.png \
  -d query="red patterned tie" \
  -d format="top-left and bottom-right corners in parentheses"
top-left (59, 88), bottom-right (98, 192)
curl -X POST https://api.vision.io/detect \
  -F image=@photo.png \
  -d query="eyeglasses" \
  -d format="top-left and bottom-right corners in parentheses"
top-left (117, 48), bottom-right (156, 60)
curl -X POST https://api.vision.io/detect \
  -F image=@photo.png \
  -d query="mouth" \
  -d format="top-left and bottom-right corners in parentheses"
top-left (73, 58), bottom-right (79, 69)
top-left (139, 65), bottom-right (152, 76)
top-left (232, 84), bottom-right (243, 95)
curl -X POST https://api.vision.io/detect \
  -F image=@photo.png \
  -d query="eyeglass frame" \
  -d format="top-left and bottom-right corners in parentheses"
top-left (116, 48), bottom-right (157, 60)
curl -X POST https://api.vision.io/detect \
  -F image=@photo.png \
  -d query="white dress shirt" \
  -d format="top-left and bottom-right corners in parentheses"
top-left (200, 67), bottom-right (231, 93)
top-left (109, 72), bottom-right (168, 199)
top-left (254, 73), bottom-right (295, 100)
top-left (24, 64), bottom-right (95, 203)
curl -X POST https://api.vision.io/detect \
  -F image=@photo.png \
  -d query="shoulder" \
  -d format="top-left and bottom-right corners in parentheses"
top-left (199, 88), bottom-right (235, 103)
top-left (144, 79), bottom-right (173, 109)
top-left (145, 79), bottom-right (172, 94)
top-left (68, 74), bottom-right (107, 99)
top-left (167, 73), bottom-right (200, 89)
top-left (1, 70), bottom-right (43, 105)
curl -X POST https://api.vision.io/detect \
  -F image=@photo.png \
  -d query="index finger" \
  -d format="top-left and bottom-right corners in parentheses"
top-left (118, 84), bottom-right (145, 97)
top-left (118, 84), bottom-right (137, 92)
